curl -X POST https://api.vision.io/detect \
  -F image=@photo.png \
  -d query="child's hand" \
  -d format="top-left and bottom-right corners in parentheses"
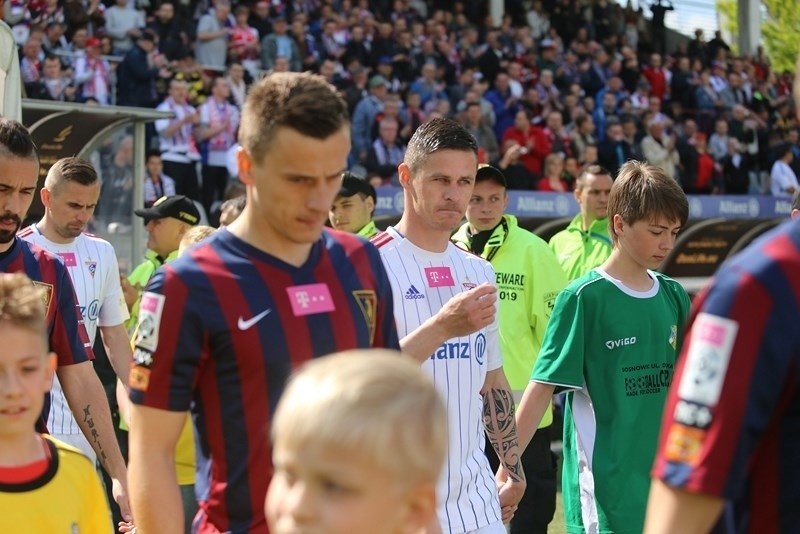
top-left (117, 521), bottom-right (135, 533)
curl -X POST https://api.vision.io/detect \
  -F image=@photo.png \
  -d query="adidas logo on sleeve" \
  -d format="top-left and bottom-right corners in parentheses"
top-left (405, 285), bottom-right (425, 300)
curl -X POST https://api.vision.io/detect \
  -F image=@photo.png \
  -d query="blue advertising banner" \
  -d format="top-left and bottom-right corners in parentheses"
top-left (374, 187), bottom-right (793, 219)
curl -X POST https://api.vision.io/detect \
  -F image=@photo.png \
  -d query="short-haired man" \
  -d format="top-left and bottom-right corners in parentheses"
top-left (0, 119), bottom-right (132, 522)
top-left (128, 72), bottom-right (400, 533)
top-left (123, 194), bottom-right (200, 332)
top-left (329, 173), bottom-right (378, 238)
top-left (372, 118), bottom-right (526, 532)
top-left (549, 165), bottom-right (614, 280)
top-left (452, 164), bottom-right (567, 534)
top-left (19, 157), bottom-right (132, 465)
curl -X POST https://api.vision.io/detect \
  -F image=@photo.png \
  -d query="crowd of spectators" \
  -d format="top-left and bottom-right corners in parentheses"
top-left (6, 0), bottom-right (800, 202)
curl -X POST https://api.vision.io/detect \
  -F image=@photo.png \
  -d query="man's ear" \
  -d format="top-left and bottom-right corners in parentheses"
top-left (398, 163), bottom-right (412, 189)
top-left (40, 187), bottom-right (51, 208)
top-left (365, 195), bottom-right (375, 216)
top-left (237, 147), bottom-right (253, 185)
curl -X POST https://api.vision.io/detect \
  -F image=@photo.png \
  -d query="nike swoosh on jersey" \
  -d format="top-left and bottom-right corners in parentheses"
top-left (237, 309), bottom-right (272, 330)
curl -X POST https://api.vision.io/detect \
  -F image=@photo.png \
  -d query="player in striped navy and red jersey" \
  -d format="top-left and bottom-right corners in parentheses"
top-left (127, 72), bottom-right (400, 534)
top-left (645, 218), bottom-right (800, 533)
top-left (1, 236), bottom-right (93, 422)
top-left (131, 227), bottom-right (397, 532)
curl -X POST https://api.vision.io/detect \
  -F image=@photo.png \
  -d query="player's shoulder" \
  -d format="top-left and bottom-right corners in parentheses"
top-left (19, 238), bottom-right (63, 266)
top-left (323, 227), bottom-right (375, 254)
top-left (652, 271), bottom-right (688, 296)
top-left (78, 230), bottom-right (112, 247)
top-left (42, 434), bottom-right (96, 471)
top-left (17, 225), bottom-right (36, 240)
top-left (158, 230), bottom-right (231, 281)
top-left (370, 228), bottom-right (397, 252)
top-left (565, 269), bottom-right (606, 296)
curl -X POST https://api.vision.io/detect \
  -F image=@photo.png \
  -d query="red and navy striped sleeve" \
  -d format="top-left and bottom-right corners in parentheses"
top-left (15, 242), bottom-right (93, 366)
top-left (653, 222), bottom-right (800, 530)
top-left (129, 265), bottom-right (203, 411)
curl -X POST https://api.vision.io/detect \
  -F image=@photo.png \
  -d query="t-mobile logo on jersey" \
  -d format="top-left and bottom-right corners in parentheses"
top-left (424, 267), bottom-right (455, 287)
top-left (287, 283), bottom-right (335, 316)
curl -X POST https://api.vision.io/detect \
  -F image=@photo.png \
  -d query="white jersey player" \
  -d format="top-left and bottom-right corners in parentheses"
top-left (371, 118), bottom-right (526, 533)
top-left (376, 226), bottom-right (505, 531)
top-left (20, 158), bottom-right (132, 463)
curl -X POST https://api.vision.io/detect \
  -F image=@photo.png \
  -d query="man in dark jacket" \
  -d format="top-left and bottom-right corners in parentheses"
top-left (117, 30), bottom-right (164, 108)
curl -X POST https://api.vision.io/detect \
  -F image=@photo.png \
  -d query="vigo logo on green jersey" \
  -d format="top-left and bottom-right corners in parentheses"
top-left (605, 336), bottom-right (637, 350)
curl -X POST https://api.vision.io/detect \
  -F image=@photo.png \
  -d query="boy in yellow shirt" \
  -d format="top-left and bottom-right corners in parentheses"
top-left (0, 272), bottom-right (111, 531)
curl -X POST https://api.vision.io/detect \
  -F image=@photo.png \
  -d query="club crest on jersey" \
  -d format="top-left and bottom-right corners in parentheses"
top-left (85, 260), bottom-right (97, 278)
top-left (31, 281), bottom-right (53, 317)
top-left (352, 290), bottom-right (377, 344)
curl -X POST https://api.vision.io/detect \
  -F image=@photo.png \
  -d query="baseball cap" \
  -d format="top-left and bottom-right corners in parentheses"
top-left (86, 37), bottom-right (101, 48)
top-left (337, 174), bottom-right (376, 203)
top-left (475, 164), bottom-right (507, 187)
top-left (135, 195), bottom-right (200, 225)
top-left (368, 74), bottom-right (389, 89)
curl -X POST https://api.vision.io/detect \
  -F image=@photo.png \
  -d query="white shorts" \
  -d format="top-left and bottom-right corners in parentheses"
top-left (468, 521), bottom-right (506, 534)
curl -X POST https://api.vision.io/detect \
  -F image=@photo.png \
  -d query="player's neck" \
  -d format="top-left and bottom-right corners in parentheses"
top-left (227, 212), bottom-right (313, 267)
top-left (37, 217), bottom-right (74, 245)
top-left (395, 216), bottom-right (450, 253)
top-left (600, 248), bottom-right (655, 292)
top-left (0, 433), bottom-right (45, 466)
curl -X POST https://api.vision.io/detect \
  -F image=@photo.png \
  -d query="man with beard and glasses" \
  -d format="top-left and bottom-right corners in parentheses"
top-left (0, 120), bottom-right (133, 527)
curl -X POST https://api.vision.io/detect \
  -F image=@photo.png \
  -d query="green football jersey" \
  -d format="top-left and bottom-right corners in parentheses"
top-left (532, 269), bottom-right (690, 534)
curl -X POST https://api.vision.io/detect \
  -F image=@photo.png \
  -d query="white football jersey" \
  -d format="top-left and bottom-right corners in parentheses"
top-left (21, 225), bottom-right (129, 435)
top-left (375, 226), bottom-right (503, 534)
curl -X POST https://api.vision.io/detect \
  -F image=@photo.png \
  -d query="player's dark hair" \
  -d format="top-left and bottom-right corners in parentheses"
top-left (575, 165), bottom-right (612, 190)
top-left (404, 118), bottom-right (477, 173)
top-left (44, 157), bottom-right (98, 190)
top-left (239, 72), bottom-right (349, 163)
top-left (0, 119), bottom-right (39, 162)
top-left (608, 161), bottom-right (688, 243)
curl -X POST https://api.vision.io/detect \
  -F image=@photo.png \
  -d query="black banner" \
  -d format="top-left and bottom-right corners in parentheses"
top-left (22, 109), bottom-right (124, 219)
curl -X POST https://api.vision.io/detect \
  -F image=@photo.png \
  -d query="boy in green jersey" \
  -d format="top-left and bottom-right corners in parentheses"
top-left (499, 160), bottom-right (691, 533)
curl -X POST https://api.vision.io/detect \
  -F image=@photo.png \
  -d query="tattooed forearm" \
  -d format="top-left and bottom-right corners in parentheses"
top-left (81, 404), bottom-right (110, 468)
top-left (483, 387), bottom-right (525, 483)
